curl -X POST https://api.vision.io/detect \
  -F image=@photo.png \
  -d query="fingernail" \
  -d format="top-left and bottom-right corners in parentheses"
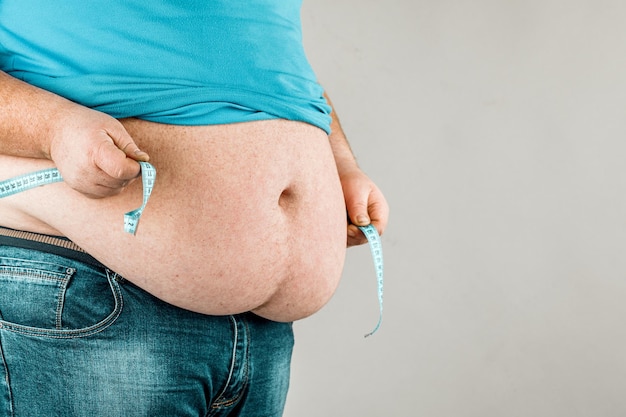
top-left (356, 215), bottom-right (370, 225)
top-left (347, 228), bottom-right (357, 238)
top-left (134, 149), bottom-right (149, 160)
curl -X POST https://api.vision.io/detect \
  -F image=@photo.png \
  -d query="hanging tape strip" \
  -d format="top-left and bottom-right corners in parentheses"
top-left (358, 224), bottom-right (384, 337)
top-left (0, 162), bottom-right (384, 335)
top-left (123, 162), bottom-right (155, 235)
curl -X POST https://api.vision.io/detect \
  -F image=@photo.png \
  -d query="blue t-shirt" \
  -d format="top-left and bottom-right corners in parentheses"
top-left (0, 0), bottom-right (332, 133)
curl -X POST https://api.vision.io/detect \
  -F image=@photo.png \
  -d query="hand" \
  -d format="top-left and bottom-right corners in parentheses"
top-left (49, 105), bottom-right (149, 198)
top-left (341, 168), bottom-right (389, 247)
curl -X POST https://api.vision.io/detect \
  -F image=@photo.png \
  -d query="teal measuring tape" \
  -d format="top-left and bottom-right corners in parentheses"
top-left (0, 168), bottom-right (63, 197)
top-left (0, 162), bottom-right (384, 336)
top-left (122, 162), bottom-right (155, 234)
top-left (0, 162), bottom-right (155, 235)
top-left (358, 224), bottom-right (384, 337)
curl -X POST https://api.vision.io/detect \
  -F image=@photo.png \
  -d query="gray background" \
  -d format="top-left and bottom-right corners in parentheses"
top-left (285, 1), bottom-right (626, 416)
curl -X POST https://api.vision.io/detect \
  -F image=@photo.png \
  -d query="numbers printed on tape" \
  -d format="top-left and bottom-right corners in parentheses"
top-left (358, 224), bottom-right (384, 337)
top-left (0, 168), bottom-right (63, 198)
top-left (0, 162), bottom-right (155, 234)
top-left (123, 162), bottom-right (155, 235)
top-left (0, 162), bottom-right (385, 336)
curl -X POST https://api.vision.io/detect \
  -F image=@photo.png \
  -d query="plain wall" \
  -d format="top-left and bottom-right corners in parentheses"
top-left (285, 1), bottom-right (626, 416)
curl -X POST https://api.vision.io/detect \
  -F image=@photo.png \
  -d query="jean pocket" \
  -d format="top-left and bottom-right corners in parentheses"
top-left (0, 256), bottom-right (123, 338)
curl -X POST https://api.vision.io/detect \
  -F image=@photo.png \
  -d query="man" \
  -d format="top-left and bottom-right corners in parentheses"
top-left (0, 1), bottom-right (388, 415)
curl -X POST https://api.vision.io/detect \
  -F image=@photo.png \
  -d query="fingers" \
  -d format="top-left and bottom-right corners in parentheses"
top-left (95, 139), bottom-right (142, 179)
top-left (344, 176), bottom-right (389, 246)
top-left (48, 106), bottom-right (150, 198)
top-left (345, 185), bottom-right (371, 227)
top-left (109, 125), bottom-right (150, 162)
top-left (76, 129), bottom-right (146, 198)
top-left (75, 182), bottom-right (129, 199)
top-left (120, 142), bottom-right (150, 162)
top-left (347, 224), bottom-right (367, 247)
top-left (346, 213), bottom-right (388, 247)
top-left (345, 189), bottom-right (370, 246)
top-left (367, 188), bottom-right (390, 235)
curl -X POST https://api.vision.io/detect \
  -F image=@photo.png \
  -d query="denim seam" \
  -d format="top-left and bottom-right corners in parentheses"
top-left (209, 315), bottom-right (250, 411)
top-left (0, 334), bottom-right (15, 417)
top-left (0, 270), bottom-right (67, 283)
top-left (0, 269), bottom-right (124, 339)
top-left (55, 268), bottom-right (75, 330)
top-left (210, 315), bottom-right (239, 410)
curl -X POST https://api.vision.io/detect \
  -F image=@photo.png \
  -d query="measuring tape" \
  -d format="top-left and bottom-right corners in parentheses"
top-left (0, 168), bottom-right (63, 197)
top-left (0, 162), bottom-right (384, 336)
top-left (122, 162), bottom-right (155, 234)
top-left (358, 224), bottom-right (384, 337)
top-left (0, 162), bottom-right (155, 235)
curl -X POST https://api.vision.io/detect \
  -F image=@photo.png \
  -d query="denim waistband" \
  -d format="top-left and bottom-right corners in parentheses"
top-left (0, 226), bottom-right (105, 269)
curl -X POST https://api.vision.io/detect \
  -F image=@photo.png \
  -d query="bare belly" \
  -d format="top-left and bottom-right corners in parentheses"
top-left (0, 119), bottom-right (347, 321)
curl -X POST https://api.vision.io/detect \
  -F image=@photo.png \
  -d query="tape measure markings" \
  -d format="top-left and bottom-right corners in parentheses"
top-left (358, 224), bottom-right (384, 337)
top-left (0, 163), bottom-right (154, 234)
top-left (124, 162), bottom-right (155, 235)
top-left (0, 168), bottom-right (63, 198)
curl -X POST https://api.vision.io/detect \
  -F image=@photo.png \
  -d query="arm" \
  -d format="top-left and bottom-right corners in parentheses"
top-left (324, 92), bottom-right (389, 247)
top-left (0, 71), bottom-right (148, 198)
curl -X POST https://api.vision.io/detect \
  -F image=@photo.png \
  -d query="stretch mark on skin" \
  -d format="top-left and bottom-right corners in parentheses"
top-left (0, 162), bottom-right (384, 336)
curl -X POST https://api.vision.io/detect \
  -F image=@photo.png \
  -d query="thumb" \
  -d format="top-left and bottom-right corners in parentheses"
top-left (345, 192), bottom-right (371, 226)
top-left (108, 125), bottom-right (149, 162)
top-left (94, 139), bottom-right (142, 181)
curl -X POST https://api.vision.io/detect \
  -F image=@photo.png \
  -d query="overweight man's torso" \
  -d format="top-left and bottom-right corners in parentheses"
top-left (0, 118), bottom-right (347, 321)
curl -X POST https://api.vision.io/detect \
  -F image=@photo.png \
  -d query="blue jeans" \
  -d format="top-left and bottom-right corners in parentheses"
top-left (0, 244), bottom-right (294, 417)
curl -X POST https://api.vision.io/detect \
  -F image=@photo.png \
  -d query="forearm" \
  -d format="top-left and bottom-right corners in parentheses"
top-left (323, 91), bottom-right (389, 245)
top-left (0, 70), bottom-right (148, 198)
top-left (0, 70), bottom-right (74, 159)
top-left (324, 92), bottom-right (359, 176)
